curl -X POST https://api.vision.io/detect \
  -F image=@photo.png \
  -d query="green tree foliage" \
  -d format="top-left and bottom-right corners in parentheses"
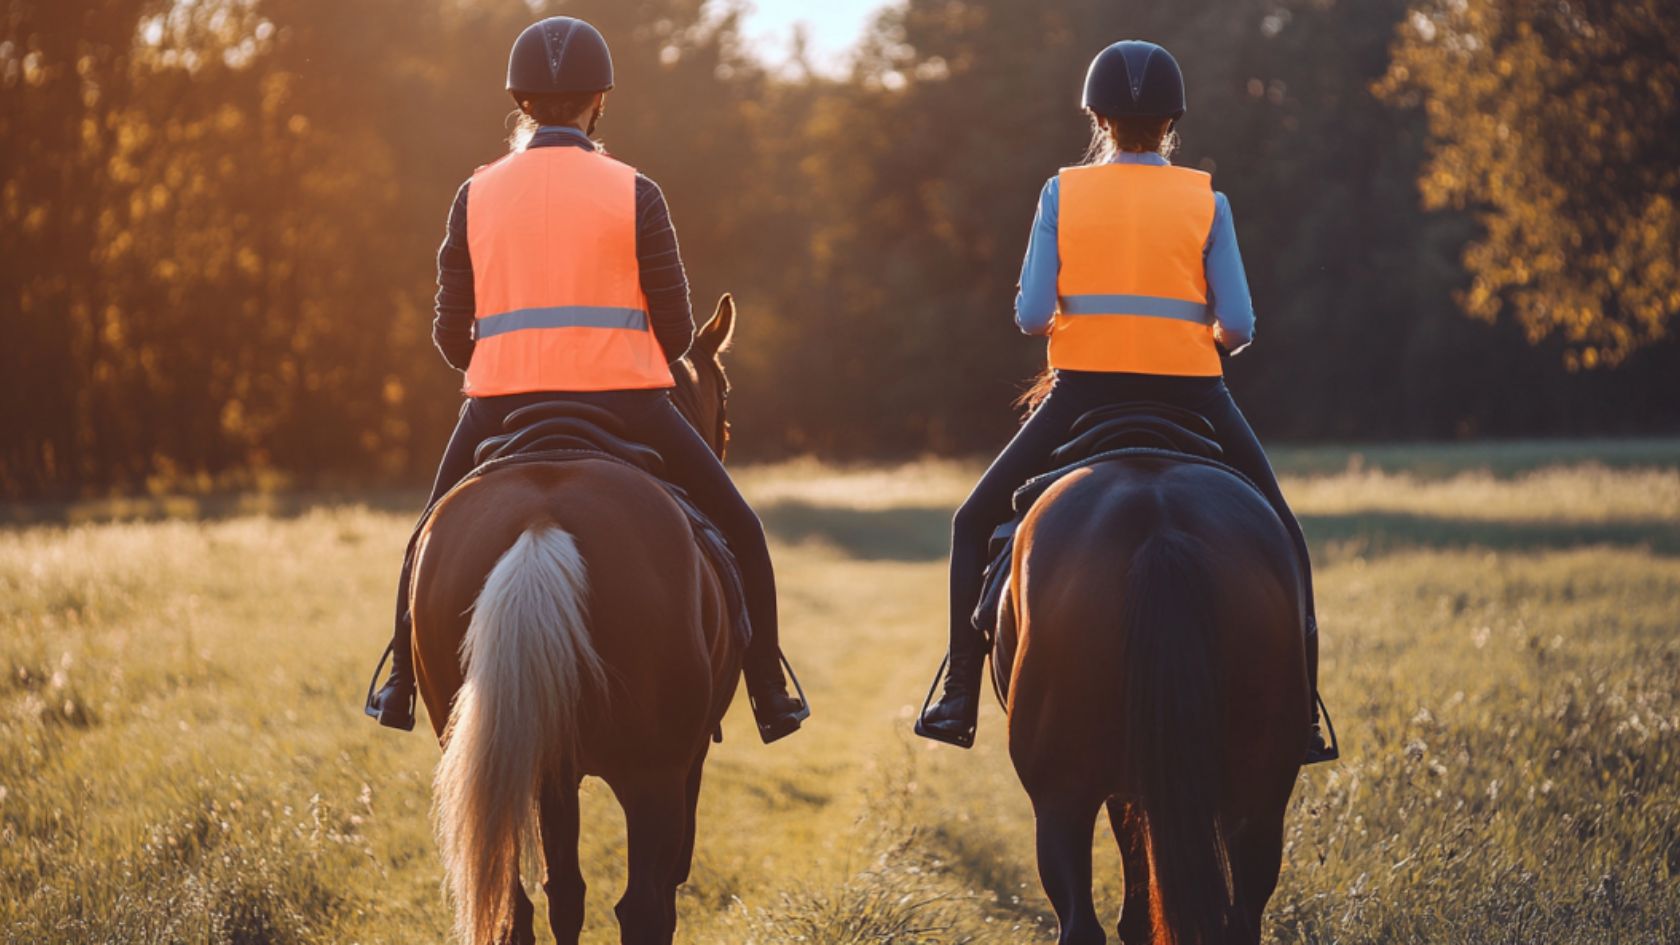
top-left (831, 0), bottom-right (1472, 447)
top-left (1, 0), bottom-right (1676, 497)
top-left (740, 0), bottom-right (1634, 449)
top-left (1379, 0), bottom-right (1680, 368)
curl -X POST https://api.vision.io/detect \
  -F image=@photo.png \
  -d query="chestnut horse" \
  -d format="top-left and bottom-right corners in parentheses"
top-left (412, 297), bottom-right (743, 945)
top-left (995, 455), bottom-right (1307, 945)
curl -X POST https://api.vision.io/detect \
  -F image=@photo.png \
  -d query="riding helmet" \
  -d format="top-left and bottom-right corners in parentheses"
top-left (507, 16), bottom-right (614, 99)
top-left (1081, 40), bottom-right (1186, 120)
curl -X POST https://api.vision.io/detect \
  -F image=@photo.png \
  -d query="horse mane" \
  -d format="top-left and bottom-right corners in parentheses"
top-left (669, 354), bottom-right (731, 458)
top-left (669, 358), bottom-right (702, 423)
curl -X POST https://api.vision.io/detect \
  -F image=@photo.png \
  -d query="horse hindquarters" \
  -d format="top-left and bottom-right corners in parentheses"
top-left (433, 527), bottom-right (606, 945)
top-left (1011, 527), bottom-right (1248, 945)
top-left (1010, 464), bottom-right (1304, 945)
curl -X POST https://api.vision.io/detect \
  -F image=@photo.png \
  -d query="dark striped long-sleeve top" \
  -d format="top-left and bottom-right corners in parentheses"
top-left (431, 125), bottom-right (694, 373)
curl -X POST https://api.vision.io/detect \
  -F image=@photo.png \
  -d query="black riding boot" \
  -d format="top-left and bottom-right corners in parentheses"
top-left (366, 549), bottom-right (420, 732)
top-left (365, 635), bottom-right (416, 731)
top-left (916, 639), bottom-right (986, 748)
top-left (1304, 618), bottom-right (1337, 764)
top-left (742, 648), bottom-right (808, 744)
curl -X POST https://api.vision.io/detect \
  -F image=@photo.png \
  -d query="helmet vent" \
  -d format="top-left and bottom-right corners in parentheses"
top-left (1122, 45), bottom-right (1156, 101)
top-left (542, 20), bottom-right (576, 83)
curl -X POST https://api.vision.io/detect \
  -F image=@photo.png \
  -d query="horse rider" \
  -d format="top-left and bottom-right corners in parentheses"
top-left (915, 41), bottom-right (1334, 763)
top-left (366, 15), bottom-right (808, 743)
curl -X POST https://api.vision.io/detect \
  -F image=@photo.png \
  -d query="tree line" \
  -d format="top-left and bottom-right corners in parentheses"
top-left (2, 0), bottom-right (1676, 498)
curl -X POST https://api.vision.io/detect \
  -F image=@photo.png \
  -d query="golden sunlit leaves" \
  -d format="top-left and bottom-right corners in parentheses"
top-left (134, 0), bottom-right (274, 76)
top-left (1379, 0), bottom-right (1680, 365)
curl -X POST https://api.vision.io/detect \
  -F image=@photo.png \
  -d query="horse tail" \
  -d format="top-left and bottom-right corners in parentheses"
top-left (1117, 531), bottom-right (1243, 945)
top-left (433, 526), bottom-right (606, 945)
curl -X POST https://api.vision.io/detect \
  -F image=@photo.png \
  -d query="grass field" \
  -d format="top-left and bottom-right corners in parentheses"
top-left (3, 441), bottom-right (1679, 944)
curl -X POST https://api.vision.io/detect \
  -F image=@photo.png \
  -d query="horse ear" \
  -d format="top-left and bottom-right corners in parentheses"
top-left (696, 293), bottom-right (736, 357)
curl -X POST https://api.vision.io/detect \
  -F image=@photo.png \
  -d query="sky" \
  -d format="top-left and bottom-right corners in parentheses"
top-left (738, 0), bottom-right (889, 74)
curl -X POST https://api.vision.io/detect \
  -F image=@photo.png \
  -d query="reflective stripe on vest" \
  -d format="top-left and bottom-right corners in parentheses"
top-left (463, 147), bottom-right (674, 396)
top-left (1051, 163), bottom-right (1221, 377)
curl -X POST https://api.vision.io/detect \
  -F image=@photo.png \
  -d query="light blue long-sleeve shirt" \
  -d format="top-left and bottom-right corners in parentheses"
top-left (1014, 151), bottom-right (1255, 354)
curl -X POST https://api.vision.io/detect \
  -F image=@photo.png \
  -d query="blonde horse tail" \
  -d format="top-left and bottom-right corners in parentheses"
top-left (432, 526), bottom-right (606, 945)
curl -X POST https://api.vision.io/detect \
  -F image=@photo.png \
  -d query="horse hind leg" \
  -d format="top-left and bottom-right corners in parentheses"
top-left (494, 871), bottom-right (535, 945)
top-left (674, 746), bottom-right (708, 886)
top-left (1032, 793), bottom-right (1107, 945)
top-left (1105, 799), bottom-right (1151, 945)
top-left (539, 770), bottom-right (585, 945)
top-left (611, 771), bottom-right (690, 945)
top-left (1229, 812), bottom-right (1287, 945)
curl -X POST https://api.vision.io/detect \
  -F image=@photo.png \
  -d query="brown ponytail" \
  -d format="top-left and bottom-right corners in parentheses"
top-left (1081, 112), bottom-right (1179, 165)
top-left (507, 91), bottom-right (603, 151)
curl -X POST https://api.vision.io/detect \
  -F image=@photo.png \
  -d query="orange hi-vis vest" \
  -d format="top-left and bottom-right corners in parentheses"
top-left (462, 146), bottom-right (674, 396)
top-left (1051, 163), bottom-right (1222, 376)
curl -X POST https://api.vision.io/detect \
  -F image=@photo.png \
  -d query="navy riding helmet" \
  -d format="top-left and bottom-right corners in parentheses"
top-left (507, 16), bottom-right (614, 100)
top-left (1081, 40), bottom-right (1186, 121)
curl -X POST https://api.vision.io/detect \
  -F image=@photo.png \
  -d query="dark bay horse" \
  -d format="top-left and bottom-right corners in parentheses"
top-left (995, 455), bottom-right (1307, 945)
top-left (413, 297), bottom-right (744, 945)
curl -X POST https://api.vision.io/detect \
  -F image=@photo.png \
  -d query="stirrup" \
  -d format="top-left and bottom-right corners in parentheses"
top-left (363, 644), bottom-right (416, 731)
top-left (746, 652), bottom-right (810, 744)
top-left (913, 654), bottom-right (978, 749)
top-left (1304, 691), bottom-right (1340, 765)
top-left (363, 644), bottom-right (394, 718)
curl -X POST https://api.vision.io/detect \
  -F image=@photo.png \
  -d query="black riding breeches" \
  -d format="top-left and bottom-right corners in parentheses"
top-left (389, 390), bottom-right (779, 667)
top-left (947, 370), bottom-right (1316, 656)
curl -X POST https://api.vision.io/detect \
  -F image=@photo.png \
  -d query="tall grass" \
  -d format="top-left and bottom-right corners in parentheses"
top-left (2, 445), bottom-right (1677, 943)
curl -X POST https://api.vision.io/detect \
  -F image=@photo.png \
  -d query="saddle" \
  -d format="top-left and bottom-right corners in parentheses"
top-left (972, 402), bottom-right (1258, 640)
top-left (1048, 401), bottom-right (1222, 468)
top-left (471, 402), bottom-right (665, 473)
top-left (417, 402), bottom-right (751, 650)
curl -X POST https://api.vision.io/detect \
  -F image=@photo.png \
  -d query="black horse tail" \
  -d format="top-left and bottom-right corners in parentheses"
top-left (1117, 531), bottom-right (1244, 945)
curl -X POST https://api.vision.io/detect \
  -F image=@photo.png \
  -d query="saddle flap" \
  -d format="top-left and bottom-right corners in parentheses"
top-left (972, 520), bottom-right (1018, 639)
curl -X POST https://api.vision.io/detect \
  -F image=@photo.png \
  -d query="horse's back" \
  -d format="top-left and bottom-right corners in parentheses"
top-left (411, 460), bottom-right (727, 767)
top-left (1006, 457), bottom-right (1306, 803)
